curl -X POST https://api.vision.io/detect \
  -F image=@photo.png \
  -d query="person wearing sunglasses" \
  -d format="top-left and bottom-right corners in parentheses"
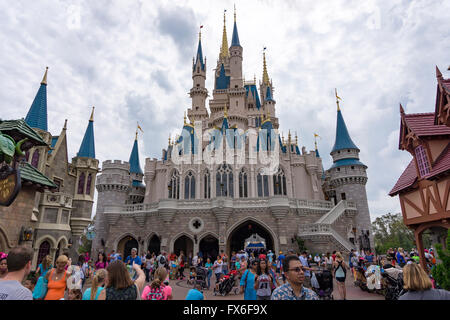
top-left (271, 255), bottom-right (319, 300)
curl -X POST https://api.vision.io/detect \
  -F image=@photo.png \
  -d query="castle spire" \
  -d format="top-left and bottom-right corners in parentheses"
top-left (77, 108), bottom-right (96, 158)
top-left (194, 26), bottom-right (205, 71)
top-left (129, 133), bottom-right (143, 174)
top-left (231, 5), bottom-right (241, 47)
top-left (331, 103), bottom-right (359, 153)
top-left (262, 51), bottom-right (270, 85)
top-left (41, 66), bottom-right (48, 85)
top-left (25, 67), bottom-right (49, 131)
top-left (220, 10), bottom-right (229, 60)
top-left (335, 88), bottom-right (342, 111)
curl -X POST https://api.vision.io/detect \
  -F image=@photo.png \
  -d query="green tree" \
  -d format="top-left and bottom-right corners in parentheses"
top-left (78, 234), bottom-right (92, 255)
top-left (372, 212), bottom-right (432, 254)
top-left (431, 229), bottom-right (450, 290)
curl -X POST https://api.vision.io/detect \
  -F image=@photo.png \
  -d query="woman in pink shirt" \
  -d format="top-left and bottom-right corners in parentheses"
top-left (95, 252), bottom-right (108, 270)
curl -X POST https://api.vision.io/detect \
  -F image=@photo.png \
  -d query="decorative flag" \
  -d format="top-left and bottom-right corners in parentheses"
top-left (335, 88), bottom-right (342, 101)
top-left (264, 47), bottom-right (267, 51)
top-left (137, 122), bottom-right (144, 133)
top-left (200, 25), bottom-right (203, 28)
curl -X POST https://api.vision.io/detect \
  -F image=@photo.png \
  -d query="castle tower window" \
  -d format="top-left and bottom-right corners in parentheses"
top-left (273, 167), bottom-right (287, 196)
top-left (414, 145), bottom-right (430, 177)
top-left (86, 174), bottom-right (92, 196)
top-left (257, 171), bottom-right (269, 197)
top-left (184, 171), bottom-right (196, 199)
top-left (216, 164), bottom-right (233, 197)
top-left (239, 169), bottom-right (248, 198)
top-left (204, 170), bottom-right (211, 199)
top-left (31, 149), bottom-right (40, 168)
top-left (169, 169), bottom-right (180, 199)
top-left (77, 172), bottom-right (86, 195)
top-left (341, 193), bottom-right (346, 200)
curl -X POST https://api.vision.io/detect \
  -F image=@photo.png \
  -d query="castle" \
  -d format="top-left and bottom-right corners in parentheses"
top-left (92, 11), bottom-right (373, 259)
top-left (0, 67), bottom-right (98, 268)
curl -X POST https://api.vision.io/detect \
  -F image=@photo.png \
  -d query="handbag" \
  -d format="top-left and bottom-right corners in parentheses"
top-left (311, 272), bottom-right (320, 289)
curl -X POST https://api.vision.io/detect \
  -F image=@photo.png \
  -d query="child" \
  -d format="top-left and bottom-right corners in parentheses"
top-left (188, 267), bottom-right (196, 285)
top-left (214, 273), bottom-right (225, 292)
top-left (24, 277), bottom-right (36, 292)
top-left (68, 289), bottom-right (83, 300)
top-left (185, 284), bottom-right (204, 300)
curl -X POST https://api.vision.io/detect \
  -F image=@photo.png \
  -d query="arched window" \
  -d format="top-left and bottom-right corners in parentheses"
top-left (204, 170), bottom-right (211, 199)
top-left (37, 241), bottom-right (51, 266)
top-left (77, 172), bottom-right (85, 194)
top-left (216, 164), bottom-right (233, 197)
top-left (273, 167), bottom-right (287, 196)
top-left (86, 173), bottom-right (92, 196)
top-left (31, 149), bottom-right (40, 168)
top-left (168, 170), bottom-right (180, 199)
top-left (257, 170), bottom-right (269, 197)
top-left (184, 171), bottom-right (196, 199)
top-left (239, 169), bottom-right (248, 198)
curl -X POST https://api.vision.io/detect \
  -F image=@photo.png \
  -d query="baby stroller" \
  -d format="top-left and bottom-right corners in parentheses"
top-left (214, 270), bottom-right (240, 296)
top-left (381, 268), bottom-right (404, 300)
top-left (354, 264), bottom-right (368, 291)
top-left (195, 266), bottom-right (208, 290)
top-left (312, 269), bottom-right (334, 300)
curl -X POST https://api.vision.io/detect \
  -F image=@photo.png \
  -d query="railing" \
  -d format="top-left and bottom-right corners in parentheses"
top-left (316, 200), bottom-right (356, 224)
top-left (298, 223), bottom-right (355, 252)
top-left (116, 197), bottom-right (334, 213)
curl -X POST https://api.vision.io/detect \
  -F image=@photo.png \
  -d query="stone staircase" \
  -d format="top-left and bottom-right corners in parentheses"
top-left (298, 200), bottom-right (357, 253)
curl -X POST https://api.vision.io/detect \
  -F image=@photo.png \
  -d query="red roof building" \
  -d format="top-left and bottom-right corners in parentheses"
top-left (389, 66), bottom-right (450, 270)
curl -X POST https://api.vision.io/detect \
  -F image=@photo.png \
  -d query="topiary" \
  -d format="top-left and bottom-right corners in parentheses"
top-left (431, 229), bottom-right (450, 290)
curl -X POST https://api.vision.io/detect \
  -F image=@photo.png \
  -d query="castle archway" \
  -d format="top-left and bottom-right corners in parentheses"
top-left (199, 234), bottom-right (219, 261)
top-left (37, 241), bottom-right (51, 266)
top-left (117, 236), bottom-right (139, 260)
top-left (147, 234), bottom-right (161, 255)
top-left (226, 219), bottom-right (275, 256)
top-left (173, 235), bottom-right (194, 257)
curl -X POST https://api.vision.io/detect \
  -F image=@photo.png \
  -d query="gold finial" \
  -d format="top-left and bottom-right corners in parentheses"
top-left (262, 51), bottom-right (269, 85)
top-left (89, 106), bottom-right (95, 121)
top-left (41, 66), bottom-right (48, 85)
top-left (184, 111), bottom-right (187, 124)
top-left (314, 133), bottom-right (321, 150)
top-left (288, 130), bottom-right (291, 142)
top-left (63, 119), bottom-right (67, 130)
top-left (282, 134), bottom-right (285, 145)
top-left (335, 88), bottom-right (342, 111)
top-left (224, 104), bottom-right (228, 118)
top-left (234, 4), bottom-right (236, 22)
top-left (254, 74), bottom-right (256, 83)
top-left (295, 134), bottom-right (298, 145)
top-left (135, 129), bottom-right (138, 141)
top-left (220, 10), bottom-right (229, 60)
top-left (168, 135), bottom-right (171, 145)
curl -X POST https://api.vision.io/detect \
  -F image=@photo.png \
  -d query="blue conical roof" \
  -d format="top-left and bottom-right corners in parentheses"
top-left (193, 39), bottom-right (205, 71)
top-left (331, 109), bottom-right (359, 152)
top-left (231, 21), bottom-right (241, 47)
top-left (215, 64), bottom-right (230, 89)
top-left (77, 119), bottom-right (95, 158)
top-left (265, 86), bottom-right (274, 102)
top-left (25, 83), bottom-right (47, 131)
top-left (129, 139), bottom-right (143, 174)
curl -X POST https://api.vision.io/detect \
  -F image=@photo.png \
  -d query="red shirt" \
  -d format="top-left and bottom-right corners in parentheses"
top-left (332, 254), bottom-right (336, 261)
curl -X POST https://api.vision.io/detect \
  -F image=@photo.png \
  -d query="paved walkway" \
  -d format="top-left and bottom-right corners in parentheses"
top-left (168, 273), bottom-right (384, 300)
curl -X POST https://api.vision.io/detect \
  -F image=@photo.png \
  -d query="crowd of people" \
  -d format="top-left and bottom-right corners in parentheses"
top-left (0, 244), bottom-right (449, 300)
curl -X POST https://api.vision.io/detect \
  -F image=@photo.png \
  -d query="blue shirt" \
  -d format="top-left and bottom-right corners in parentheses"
top-left (82, 287), bottom-right (104, 300)
top-left (299, 256), bottom-right (310, 277)
top-left (125, 255), bottom-right (142, 266)
top-left (366, 255), bottom-right (373, 263)
top-left (271, 282), bottom-right (319, 300)
top-left (240, 270), bottom-right (257, 300)
top-left (277, 255), bottom-right (285, 268)
top-left (185, 289), bottom-right (204, 300)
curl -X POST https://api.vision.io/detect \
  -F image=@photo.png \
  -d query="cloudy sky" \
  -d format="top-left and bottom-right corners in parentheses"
top-left (1, 0), bottom-right (449, 220)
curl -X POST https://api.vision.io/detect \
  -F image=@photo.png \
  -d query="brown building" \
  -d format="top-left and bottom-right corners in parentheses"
top-left (389, 66), bottom-right (450, 269)
top-left (0, 68), bottom-right (98, 268)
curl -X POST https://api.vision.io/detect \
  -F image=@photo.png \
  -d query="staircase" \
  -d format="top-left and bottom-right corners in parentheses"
top-left (298, 200), bottom-right (357, 253)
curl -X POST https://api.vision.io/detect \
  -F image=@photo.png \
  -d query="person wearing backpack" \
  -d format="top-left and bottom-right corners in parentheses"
top-left (333, 252), bottom-right (349, 300)
top-left (157, 252), bottom-right (167, 269)
top-left (141, 267), bottom-right (168, 300)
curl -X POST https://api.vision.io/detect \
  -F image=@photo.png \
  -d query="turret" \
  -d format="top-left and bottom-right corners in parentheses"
top-left (229, 6), bottom-right (243, 88)
top-left (326, 89), bottom-right (373, 249)
top-left (261, 52), bottom-right (276, 117)
top-left (25, 67), bottom-right (48, 132)
top-left (188, 28), bottom-right (209, 122)
top-left (128, 129), bottom-right (145, 204)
